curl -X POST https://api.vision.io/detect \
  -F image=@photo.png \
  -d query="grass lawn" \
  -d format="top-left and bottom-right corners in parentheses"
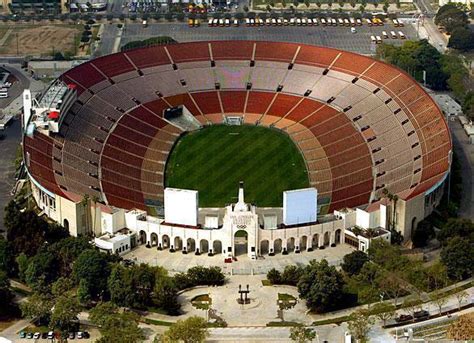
top-left (278, 293), bottom-right (296, 301)
top-left (191, 294), bottom-right (212, 310)
top-left (165, 125), bottom-right (309, 207)
top-left (142, 318), bottom-right (174, 326)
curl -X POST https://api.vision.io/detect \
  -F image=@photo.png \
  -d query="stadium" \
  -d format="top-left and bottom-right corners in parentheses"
top-left (22, 41), bottom-right (451, 258)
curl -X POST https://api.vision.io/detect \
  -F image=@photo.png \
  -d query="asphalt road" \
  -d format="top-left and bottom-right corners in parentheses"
top-left (97, 21), bottom-right (417, 56)
top-left (450, 118), bottom-right (474, 220)
top-left (0, 119), bottom-right (21, 234)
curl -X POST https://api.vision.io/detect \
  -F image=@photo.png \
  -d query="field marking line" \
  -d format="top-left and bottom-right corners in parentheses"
top-left (0, 28), bottom-right (14, 47)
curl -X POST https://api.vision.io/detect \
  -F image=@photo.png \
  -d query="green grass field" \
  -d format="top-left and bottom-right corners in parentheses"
top-left (165, 125), bottom-right (309, 207)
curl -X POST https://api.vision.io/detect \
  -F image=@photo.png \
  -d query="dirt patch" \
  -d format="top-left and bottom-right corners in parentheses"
top-left (0, 25), bottom-right (81, 57)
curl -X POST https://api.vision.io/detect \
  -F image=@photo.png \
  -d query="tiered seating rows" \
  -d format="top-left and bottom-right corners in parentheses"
top-left (32, 42), bottom-right (449, 211)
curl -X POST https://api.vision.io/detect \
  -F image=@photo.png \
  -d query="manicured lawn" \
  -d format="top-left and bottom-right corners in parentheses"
top-left (191, 294), bottom-right (212, 310)
top-left (278, 293), bottom-right (296, 302)
top-left (165, 125), bottom-right (309, 207)
top-left (142, 318), bottom-right (174, 326)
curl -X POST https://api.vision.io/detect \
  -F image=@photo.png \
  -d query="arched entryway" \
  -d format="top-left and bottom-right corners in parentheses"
top-left (173, 236), bottom-right (182, 251)
top-left (212, 240), bottom-right (222, 255)
top-left (234, 230), bottom-right (248, 256)
top-left (150, 233), bottom-right (158, 246)
top-left (187, 238), bottom-right (196, 253)
top-left (274, 238), bottom-right (283, 254)
top-left (324, 232), bottom-right (330, 246)
top-left (311, 234), bottom-right (319, 250)
top-left (139, 230), bottom-right (147, 245)
top-left (300, 235), bottom-right (308, 251)
top-left (63, 219), bottom-right (69, 231)
top-left (287, 237), bottom-right (296, 252)
top-left (260, 240), bottom-right (269, 255)
top-left (162, 234), bottom-right (170, 249)
top-left (200, 239), bottom-right (209, 254)
top-left (335, 229), bottom-right (342, 245)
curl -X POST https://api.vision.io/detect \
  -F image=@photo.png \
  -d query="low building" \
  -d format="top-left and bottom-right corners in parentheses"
top-left (28, 60), bottom-right (84, 79)
top-left (2, 0), bottom-right (67, 13)
top-left (94, 228), bottom-right (135, 255)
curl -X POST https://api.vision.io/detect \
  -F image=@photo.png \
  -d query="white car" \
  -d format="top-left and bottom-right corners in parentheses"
top-left (351, 27), bottom-right (356, 33)
top-left (33, 332), bottom-right (41, 339)
top-left (47, 331), bottom-right (54, 339)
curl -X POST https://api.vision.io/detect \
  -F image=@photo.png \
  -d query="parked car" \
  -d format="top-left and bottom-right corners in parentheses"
top-left (41, 332), bottom-right (48, 339)
top-left (26, 332), bottom-right (34, 339)
top-left (47, 331), bottom-right (54, 339)
top-left (77, 331), bottom-right (84, 339)
top-left (33, 332), bottom-right (41, 339)
top-left (414, 310), bottom-right (429, 320)
top-left (396, 314), bottom-right (413, 322)
top-left (19, 332), bottom-right (26, 339)
top-left (68, 332), bottom-right (75, 339)
top-left (83, 331), bottom-right (90, 339)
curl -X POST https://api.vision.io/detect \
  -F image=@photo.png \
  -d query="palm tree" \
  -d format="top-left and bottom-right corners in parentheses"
top-left (91, 195), bottom-right (99, 237)
top-left (80, 194), bottom-right (91, 236)
top-left (382, 188), bottom-right (398, 231)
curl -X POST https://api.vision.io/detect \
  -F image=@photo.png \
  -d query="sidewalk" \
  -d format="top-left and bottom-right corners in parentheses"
top-left (308, 278), bottom-right (473, 322)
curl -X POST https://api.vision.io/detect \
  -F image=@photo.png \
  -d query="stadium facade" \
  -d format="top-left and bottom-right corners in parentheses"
top-left (22, 41), bottom-right (451, 257)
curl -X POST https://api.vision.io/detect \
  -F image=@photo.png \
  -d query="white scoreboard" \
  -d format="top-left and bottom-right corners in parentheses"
top-left (164, 188), bottom-right (198, 226)
top-left (283, 188), bottom-right (318, 225)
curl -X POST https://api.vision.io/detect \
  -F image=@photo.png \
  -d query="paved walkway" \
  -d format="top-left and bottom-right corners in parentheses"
top-left (125, 243), bottom-right (352, 275)
top-left (178, 275), bottom-right (310, 327)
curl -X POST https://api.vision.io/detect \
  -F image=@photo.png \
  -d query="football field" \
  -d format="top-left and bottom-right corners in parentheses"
top-left (165, 125), bottom-right (309, 207)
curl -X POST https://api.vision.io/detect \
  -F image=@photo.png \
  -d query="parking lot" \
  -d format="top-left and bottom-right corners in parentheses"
top-left (98, 20), bottom-right (418, 56)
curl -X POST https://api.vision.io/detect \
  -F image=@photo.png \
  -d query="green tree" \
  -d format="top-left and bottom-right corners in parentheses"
top-left (89, 301), bottom-right (118, 326)
top-left (77, 278), bottom-right (92, 304)
top-left (160, 316), bottom-right (209, 343)
top-left (378, 272), bottom-right (405, 305)
top-left (90, 302), bottom-right (145, 343)
top-left (434, 3), bottom-right (468, 34)
top-left (0, 270), bottom-right (14, 310)
top-left (297, 259), bottom-right (345, 312)
top-left (441, 237), bottom-right (474, 280)
top-left (437, 218), bottom-right (474, 245)
top-left (448, 26), bottom-right (474, 51)
top-left (20, 293), bottom-right (53, 326)
top-left (281, 265), bottom-right (304, 286)
top-left (425, 261), bottom-right (448, 290)
top-left (289, 325), bottom-right (317, 342)
top-left (430, 291), bottom-right (448, 315)
top-left (412, 219), bottom-right (434, 247)
top-left (73, 249), bottom-right (111, 300)
top-left (462, 92), bottom-right (474, 121)
top-left (454, 290), bottom-right (469, 311)
top-left (341, 250), bottom-right (369, 276)
top-left (371, 302), bottom-right (395, 326)
top-left (51, 277), bottom-right (74, 298)
top-left (154, 277), bottom-right (181, 315)
top-left (0, 237), bottom-right (14, 275)
top-left (108, 263), bottom-right (130, 306)
top-left (49, 296), bottom-right (81, 332)
top-left (25, 249), bottom-right (59, 293)
top-left (347, 309), bottom-right (374, 343)
top-left (52, 236), bottom-right (93, 277)
top-left (15, 253), bottom-right (29, 282)
top-left (267, 268), bottom-right (282, 284)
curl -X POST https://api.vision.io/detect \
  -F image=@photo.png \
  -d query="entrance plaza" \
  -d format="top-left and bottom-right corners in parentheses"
top-left (179, 275), bottom-right (311, 327)
top-left (123, 243), bottom-right (352, 274)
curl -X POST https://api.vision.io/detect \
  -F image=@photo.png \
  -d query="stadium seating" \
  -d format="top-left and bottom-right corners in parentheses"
top-left (32, 41), bottom-right (450, 213)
